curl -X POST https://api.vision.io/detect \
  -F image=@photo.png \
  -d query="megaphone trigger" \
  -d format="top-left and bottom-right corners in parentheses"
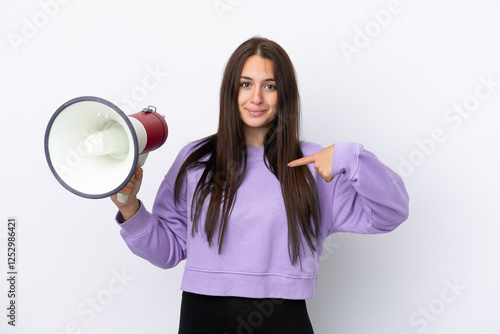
top-left (116, 193), bottom-right (130, 204)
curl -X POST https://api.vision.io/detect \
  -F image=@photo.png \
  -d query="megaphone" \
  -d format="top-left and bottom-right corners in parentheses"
top-left (44, 96), bottom-right (168, 203)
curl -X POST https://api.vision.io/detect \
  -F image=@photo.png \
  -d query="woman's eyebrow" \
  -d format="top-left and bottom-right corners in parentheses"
top-left (240, 76), bottom-right (276, 81)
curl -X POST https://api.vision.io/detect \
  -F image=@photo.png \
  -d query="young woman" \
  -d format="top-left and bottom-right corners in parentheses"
top-left (111, 37), bottom-right (409, 334)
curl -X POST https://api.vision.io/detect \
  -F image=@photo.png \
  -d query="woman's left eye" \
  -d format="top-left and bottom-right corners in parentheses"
top-left (265, 84), bottom-right (277, 90)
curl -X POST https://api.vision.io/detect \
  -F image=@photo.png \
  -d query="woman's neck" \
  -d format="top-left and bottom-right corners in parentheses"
top-left (244, 125), bottom-right (270, 147)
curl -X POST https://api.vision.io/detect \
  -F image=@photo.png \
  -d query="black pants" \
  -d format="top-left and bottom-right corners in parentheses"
top-left (178, 291), bottom-right (314, 334)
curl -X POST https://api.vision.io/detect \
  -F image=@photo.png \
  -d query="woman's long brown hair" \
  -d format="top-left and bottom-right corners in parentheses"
top-left (174, 37), bottom-right (320, 265)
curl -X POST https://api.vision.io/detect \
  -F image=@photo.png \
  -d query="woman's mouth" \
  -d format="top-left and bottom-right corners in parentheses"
top-left (246, 108), bottom-right (267, 117)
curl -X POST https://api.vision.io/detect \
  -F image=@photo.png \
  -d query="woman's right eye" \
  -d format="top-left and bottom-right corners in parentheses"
top-left (240, 81), bottom-right (251, 88)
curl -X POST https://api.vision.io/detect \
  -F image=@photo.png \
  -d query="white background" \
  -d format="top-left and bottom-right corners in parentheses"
top-left (1, 0), bottom-right (499, 333)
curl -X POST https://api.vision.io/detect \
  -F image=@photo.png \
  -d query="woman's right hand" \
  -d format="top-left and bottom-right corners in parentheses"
top-left (111, 167), bottom-right (143, 222)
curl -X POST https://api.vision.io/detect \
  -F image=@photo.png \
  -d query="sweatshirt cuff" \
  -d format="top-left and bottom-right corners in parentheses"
top-left (331, 142), bottom-right (362, 180)
top-left (115, 201), bottom-right (153, 237)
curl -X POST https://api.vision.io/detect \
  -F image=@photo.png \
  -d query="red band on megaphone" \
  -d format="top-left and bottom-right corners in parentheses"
top-left (129, 111), bottom-right (168, 154)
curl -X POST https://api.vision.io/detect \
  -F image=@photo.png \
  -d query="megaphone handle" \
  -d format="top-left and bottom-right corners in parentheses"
top-left (117, 153), bottom-right (149, 204)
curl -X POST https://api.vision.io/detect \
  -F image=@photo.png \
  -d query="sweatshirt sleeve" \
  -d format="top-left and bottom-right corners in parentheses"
top-left (115, 144), bottom-right (192, 269)
top-left (318, 142), bottom-right (409, 235)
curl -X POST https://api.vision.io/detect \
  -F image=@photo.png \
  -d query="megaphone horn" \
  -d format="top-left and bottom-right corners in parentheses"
top-left (44, 96), bottom-right (168, 203)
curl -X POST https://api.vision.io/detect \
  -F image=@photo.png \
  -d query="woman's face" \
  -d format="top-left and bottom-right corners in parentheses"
top-left (238, 55), bottom-right (278, 146)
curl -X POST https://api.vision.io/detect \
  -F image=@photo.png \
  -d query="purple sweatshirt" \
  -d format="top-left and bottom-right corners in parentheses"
top-left (117, 141), bottom-right (409, 300)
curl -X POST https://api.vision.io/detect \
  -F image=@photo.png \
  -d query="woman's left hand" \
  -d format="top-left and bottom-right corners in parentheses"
top-left (288, 145), bottom-right (335, 182)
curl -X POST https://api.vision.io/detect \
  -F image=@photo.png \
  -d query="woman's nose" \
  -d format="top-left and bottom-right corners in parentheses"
top-left (251, 89), bottom-right (263, 104)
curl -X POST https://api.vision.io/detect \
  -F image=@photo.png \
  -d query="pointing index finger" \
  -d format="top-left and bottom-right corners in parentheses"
top-left (288, 154), bottom-right (315, 167)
